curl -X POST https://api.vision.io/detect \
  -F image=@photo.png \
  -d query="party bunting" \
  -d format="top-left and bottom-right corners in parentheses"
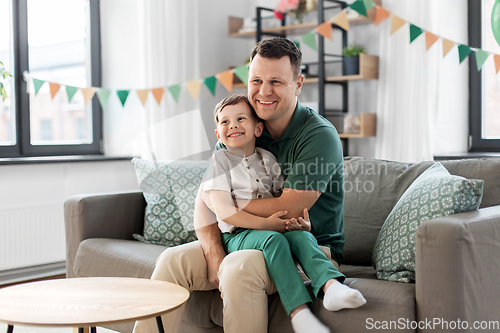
top-left (458, 45), bottom-right (472, 64)
top-left (475, 49), bottom-right (490, 71)
top-left (116, 90), bottom-right (130, 107)
top-left (442, 39), bottom-right (455, 57)
top-left (332, 10), bottom-right (349, 31)
top-left (425, 32), bottom-right (439, 50)
top-left (96, 88), bottom-right (112, 108)
top-left (66, 85), bottom-right (78, 103)
top-left (49, 82), bottom-right (61, 99)
top-left (391, 15), bottom-right (406, 35)
top-left (350, 0), bottom-right (367, 18)
top-left (186, 80), bottom-right (201, 99)
top-left (494, 55), bottom-right (500, 73)
top-left (233, 64), bottom-right (249, 86)
top-left (151, 87), bottom-right (165, 105)
top-left (362, 0), bottom-right (375, 11)
top-left (135, 89), bottom-right (150, 106)
top-left (217, 70), bottom-right (234, 92)
top-left (33, 78), bottom-right (45, 95)
top-left (204, 76), bottom-right (217, 96)
top-left (168, 85), bottom-right (181, 102)
top-left (315, 21), bottom-right (333, 41)
top-left (409, 24), bottom-right (424, 44)
top-left (302, 31), bottom-right (317, 51)
top-left (374, 6), bottom-right (390, 27)
top-left (81, 88), bottom-right (95, 106)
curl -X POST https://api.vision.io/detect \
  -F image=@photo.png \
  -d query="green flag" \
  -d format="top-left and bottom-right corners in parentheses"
top-left (362, 0), bottom-right (375, 11)
top-left (168, 84), bottom-right (182, 102)
top-left (116, 90), bottom-right (130, 107)
top-left (409, 24), bottom-right (424, 44)
top-left (349, 0), bottom-right (367, 17)
top-left (33, 78), bottom-right (45, 95)
top-left (96, 88), bottom-right (112, 108)
top-left (474, 49), bottom-right (490, 71)
top-left (301, 31), bottom-right (317, 51)
top-left (233, 64), bottom-right (249, 85)
top-left (65, 85), bottom-right (78, 103)
top-left (458, 45), bottom-right (472, 64)
top-left (204, 76), bottom-right (217, 96)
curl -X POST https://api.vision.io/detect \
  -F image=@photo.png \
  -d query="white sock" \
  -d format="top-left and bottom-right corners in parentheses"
top-left (291, 308), bottom-right (330, 333)
top-left (323, 280), bottom-right (366, 311)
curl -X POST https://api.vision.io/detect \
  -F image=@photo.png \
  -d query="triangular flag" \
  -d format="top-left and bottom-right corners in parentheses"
top-left (425, 32), bottom-right (439, 50)
top-left (33, 78), bottom-right (45, 95)
top-left (48, 82), bottom-right (61, 99)
top-left (168, 85), bottom-right (182, 102)
top-left (331, 10), bottom-right (349, 31)
top-left (185, 80), bottom-right (202, 99)
top-left (362, 0), bottom-right (375, 11)
top-left (301, 31), bottom-right (317, 51)
top-left (474, 49), bottom-right (490, 71)
top-left (442, 39), bottom-right (455, 57)
top-left (116, 90), bottom-right (130, 107)
top-left (135, 89), bottom-right (149, 106)
top-left (151, 87), bottom-right (165, 105)
top-left (409, 24), bottom-right (424, 44)
top-left (315, 21), bottom-right (333, 41)
top-left (81, 88), bottom-right (95, 106)
top-left (96, 88), bottom-right (111, 108)
top-left (233, 65), bottom-right (249, 86)
top-left (294, 40), bottom-right (300, 49)
top-left (494, 54), bottom-right (500, 74)
top-left (204, 76), bottom-right (217, 96)
top-left (374, 6), bottom-right (390, 27)
top-left (217, 70), bottom-right (234, 93)
top-left (349, 0), bottom-right (367, 17)
top-left (458, 44), bottom-right (472, 63)
top-left (390, 15), bottom-right (406, 35)
top-left (65, 85), bottom-right (78, 103)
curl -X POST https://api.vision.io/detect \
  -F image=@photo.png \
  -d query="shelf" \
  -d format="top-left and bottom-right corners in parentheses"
top-left (338, 113), bottom-right (376, 138)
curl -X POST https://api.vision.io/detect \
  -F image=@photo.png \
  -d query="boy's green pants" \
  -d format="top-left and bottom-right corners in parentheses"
top-left (221, 229), bottom-right (345, 315)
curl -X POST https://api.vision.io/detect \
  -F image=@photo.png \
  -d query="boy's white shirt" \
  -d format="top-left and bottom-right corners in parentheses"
top-left (203, 147), bottom-right (284, 233)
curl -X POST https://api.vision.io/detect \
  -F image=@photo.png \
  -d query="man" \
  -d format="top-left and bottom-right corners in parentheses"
top-left (134, 37), bottom-right (345, 333)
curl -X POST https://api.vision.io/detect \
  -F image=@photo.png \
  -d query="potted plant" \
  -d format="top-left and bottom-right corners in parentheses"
top-left (0, 61), bottom-right (11, 101)
top-left (343, 44), bottom-right (366, 76)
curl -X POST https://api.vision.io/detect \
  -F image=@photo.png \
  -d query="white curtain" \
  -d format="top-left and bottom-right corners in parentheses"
top-left (374, 0), bottom-right (469, 163)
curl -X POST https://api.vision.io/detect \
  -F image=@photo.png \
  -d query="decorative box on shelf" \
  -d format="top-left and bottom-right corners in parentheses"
top-left (338, 113), bottom-right (376, 138)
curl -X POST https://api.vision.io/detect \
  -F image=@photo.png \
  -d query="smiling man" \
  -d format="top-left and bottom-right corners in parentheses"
top-left (134, 37), bottom-right (346, 333)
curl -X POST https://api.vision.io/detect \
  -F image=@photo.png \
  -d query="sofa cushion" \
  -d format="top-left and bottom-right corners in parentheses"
top-left (372, 162), bottom-right (484, 282)
top-left (132, 158), bottom-right (208, 247)
top-left (73, 238), bottom-right (167, 278)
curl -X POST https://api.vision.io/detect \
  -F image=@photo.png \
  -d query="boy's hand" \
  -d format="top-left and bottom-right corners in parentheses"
top-left (265, 211), bottom-right (289, 233)
top-left (285, 208), bottom-right (311, 232)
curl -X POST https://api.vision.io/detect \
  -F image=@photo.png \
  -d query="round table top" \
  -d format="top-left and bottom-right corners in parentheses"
top-left (0, 277), bottom-right (189, 327)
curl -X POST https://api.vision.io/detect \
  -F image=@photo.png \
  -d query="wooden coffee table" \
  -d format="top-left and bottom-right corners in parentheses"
top-left (0, 277), bottom-right (189, 333)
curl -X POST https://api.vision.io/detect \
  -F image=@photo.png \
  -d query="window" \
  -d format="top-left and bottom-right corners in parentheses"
top-left (0, 0), bottom-right (102, 158)
top-left (469, 0), bottom-right (500, 151)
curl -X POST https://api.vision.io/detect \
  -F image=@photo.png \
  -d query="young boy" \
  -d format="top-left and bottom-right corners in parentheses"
top-left (203, 94), bottom-right (366, 333)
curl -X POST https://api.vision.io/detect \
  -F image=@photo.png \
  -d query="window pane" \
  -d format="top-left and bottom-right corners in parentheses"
top-left (0, 0), bottom-right (15, 146)
top-left (482, 0), bottom-right (500, 139)
top-left (27, 0), bottom-right (92, 145)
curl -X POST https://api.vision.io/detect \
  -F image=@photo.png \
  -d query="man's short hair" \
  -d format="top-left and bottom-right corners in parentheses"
top-left (250, 37), bottom-right (302, 79)
top-left (214, 94), bottom-right (260, 125)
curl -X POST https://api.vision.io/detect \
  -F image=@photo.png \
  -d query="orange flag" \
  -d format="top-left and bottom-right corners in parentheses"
top-left (374, 6), bottom-right (390, 27)
top-left (494, 54), bottom-right (500, 74)
top-left (425, 32), bottom-right (439, 50)
top-left (442, 39), bottom-right (455, 57)
top-left (315, 21), bottom-right (333, 41)
top-left (331, 10), bottom-right (349, 31)
top-left (390, 15), bottom-right (406, 35)
top-left (49, 82), bottom-right (61, 99)
top-left (151, 87), bottom-right (165, 105)
top-left (186, 80), bottom-right (201, 100)
top-left (81, 88), bottom-right (95, 106)
top-left (136, 89), bottom-right (150, 106)
top-left (217, 70), bottom-right (234, 93)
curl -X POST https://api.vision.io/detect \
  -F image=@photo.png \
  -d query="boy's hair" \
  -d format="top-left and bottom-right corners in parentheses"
top-left (250, 37), bottom-right (302, 79)
top-left (214, 94), bottom-right (260, 125)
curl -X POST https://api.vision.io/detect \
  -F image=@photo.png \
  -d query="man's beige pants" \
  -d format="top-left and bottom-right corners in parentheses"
top-left (132, 240), bottom-right (276, 333)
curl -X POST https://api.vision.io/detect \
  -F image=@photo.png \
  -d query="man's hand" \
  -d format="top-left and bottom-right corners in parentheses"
top-left (204, 242), bottom-right (226, 288)
top-left (285, 208), bottom-right (311, 232)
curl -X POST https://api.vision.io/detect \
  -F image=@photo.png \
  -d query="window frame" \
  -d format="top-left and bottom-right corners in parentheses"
top-left (468, 0), bottom-right (500, 152)
top-left (0, 0), bottom-right (102, 158)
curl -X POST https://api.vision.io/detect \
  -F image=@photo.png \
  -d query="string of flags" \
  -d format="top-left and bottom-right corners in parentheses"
top-left (26, 0), bottom-right (500, 109)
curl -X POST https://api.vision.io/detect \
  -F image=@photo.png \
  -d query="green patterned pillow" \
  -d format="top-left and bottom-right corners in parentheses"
top-left (132, 158), bottom-right (209, 247)
top-left (372, 162), bottom-right (484, 283)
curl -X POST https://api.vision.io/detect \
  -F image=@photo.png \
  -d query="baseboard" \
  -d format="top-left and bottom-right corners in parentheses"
top-left (0, 261), bottom-right (66, 286)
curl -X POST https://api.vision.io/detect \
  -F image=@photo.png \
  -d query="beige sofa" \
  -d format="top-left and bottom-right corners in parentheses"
top-left (64, 157), bottom-right (500, 333)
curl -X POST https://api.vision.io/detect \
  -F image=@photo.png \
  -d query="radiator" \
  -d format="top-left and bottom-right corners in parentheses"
top-left (0, 201), bottom-right (66, 272)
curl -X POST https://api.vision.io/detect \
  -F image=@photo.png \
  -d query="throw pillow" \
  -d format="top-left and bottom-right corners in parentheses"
top-left (372, 162), bottom-right (484, 283)
top-left (132, 158), bottom-right (209, 247)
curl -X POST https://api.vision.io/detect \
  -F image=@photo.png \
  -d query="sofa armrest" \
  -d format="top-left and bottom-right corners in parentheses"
top-left (64, 191), bottom-right (146, 278)
top-left (415, 205), bottom-right (500, 332)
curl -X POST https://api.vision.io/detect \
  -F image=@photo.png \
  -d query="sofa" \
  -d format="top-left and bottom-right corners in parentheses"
top-left (64, 156), bottom-right (500, 333)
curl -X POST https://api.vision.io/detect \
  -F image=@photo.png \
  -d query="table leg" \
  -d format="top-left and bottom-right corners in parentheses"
top-left (6, 325), bottom-right (13, 333)
top-left (155, 316), bottom-right (165, 333)
top-left (90, 328), bottom-right (96, 333)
